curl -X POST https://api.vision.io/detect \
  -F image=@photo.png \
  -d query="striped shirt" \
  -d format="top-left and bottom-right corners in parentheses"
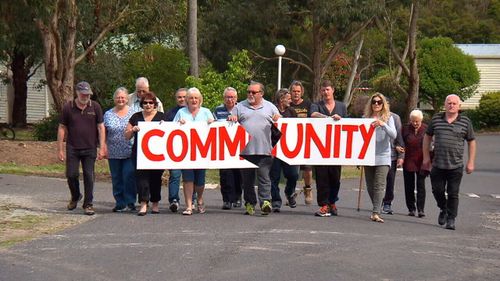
top-left (426, 113), bottom-right (475, 170)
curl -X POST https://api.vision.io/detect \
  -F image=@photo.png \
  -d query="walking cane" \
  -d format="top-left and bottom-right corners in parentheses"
top-left (357, 166), bottom-right (364, 212)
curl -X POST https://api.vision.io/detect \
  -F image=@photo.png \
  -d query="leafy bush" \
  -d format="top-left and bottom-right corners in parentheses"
top-left (122, 44), bottom-right (189, 109)
top-left (186, 50), bottom-right (253, 110)
top-left (33, 111), bottom-right (59, 141)
top-left (476, 91), bottom-right (500, 129)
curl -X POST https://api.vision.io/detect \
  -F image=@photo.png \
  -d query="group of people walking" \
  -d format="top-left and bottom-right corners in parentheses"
top-left (57, 77), bottom-right (476, 230)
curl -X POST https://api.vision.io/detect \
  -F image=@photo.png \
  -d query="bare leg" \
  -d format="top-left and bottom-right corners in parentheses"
top-left (183, 181), bottom-right (194, 211)
top-left (303, 170), bottom-right (313, 187)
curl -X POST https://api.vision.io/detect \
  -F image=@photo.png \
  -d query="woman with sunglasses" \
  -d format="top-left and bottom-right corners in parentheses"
top-left (125, 91), bottom-right (166, 216)
top-left (363, 93), bottom-right (397, 223)
top-left (174, 87), bottom-right (214, 215)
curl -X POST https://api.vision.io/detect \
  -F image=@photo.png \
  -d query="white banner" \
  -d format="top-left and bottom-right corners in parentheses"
top-left (136, 121), bottom-right (257, 169)
top-left (136, 118), bottom-right (376, 169)
top-left (274, 118), bottom-right (376, 166)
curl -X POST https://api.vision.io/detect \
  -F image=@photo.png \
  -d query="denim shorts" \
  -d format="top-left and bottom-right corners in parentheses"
top-left (181, 169), bottom-right (206, 186)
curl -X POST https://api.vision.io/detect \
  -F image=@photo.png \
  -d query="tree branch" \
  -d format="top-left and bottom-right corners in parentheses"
top-left (75, 4), bottom-right (130, 64)
top-left (321, 17), bottom-right (373, 77)
top-left (285, 47), bottom-right (311, 63)
top-left (250, 50), bottom-right (314, 74)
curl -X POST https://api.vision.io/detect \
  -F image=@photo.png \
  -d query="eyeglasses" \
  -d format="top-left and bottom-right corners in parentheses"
top-left (247, 90), bottom-right (261, 95)
top-left (371, 99), bottom-right (383, 105)
top-left (225, 96), bottom-right (237, 99)
top-left (142, 101), bottom-right (156, 105)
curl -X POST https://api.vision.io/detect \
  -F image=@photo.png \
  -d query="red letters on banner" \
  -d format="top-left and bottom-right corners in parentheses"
top-left (141, 122), bottom-right (374, 163)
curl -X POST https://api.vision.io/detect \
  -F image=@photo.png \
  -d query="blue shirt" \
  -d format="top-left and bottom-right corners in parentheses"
top-left (213, 104), bottom-right (233, 120)
top-left (173, 107), bottom-right (214, 122)
top-left (104, 107), bottom-right (134, 159)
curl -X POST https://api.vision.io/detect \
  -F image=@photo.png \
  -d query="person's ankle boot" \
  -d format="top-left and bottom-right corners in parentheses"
top-left (445, 218), bottom-right (455, 230)
top-left (303, 186), bottom-right (312, 205)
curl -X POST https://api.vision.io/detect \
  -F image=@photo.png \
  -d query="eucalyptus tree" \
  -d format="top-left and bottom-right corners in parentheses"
top-left (199, 0), bottom-right (383, 101)
top-left (27, 0), bottom-right (184, 113)
top-left (0, 1), bottom-right (43, 127)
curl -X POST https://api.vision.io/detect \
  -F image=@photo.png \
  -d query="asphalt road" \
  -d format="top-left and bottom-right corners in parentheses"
top-left (0, 134), bottom-right (499, 281)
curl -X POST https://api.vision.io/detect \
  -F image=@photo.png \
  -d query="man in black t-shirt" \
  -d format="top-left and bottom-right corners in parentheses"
top-left (57, 81), bottom-right (106, 216)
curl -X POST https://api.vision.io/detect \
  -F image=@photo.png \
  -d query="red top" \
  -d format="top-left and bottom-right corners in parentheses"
top-left (402, 122), bottom-right (427, 172)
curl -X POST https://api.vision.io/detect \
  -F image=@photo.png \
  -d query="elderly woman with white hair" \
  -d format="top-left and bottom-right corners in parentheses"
top-left (402, 109), bottom-right (428, 218)
top-left (174, 87), bottom-right (214, 215)
top-left (104, 87), bottom-right (136, 212)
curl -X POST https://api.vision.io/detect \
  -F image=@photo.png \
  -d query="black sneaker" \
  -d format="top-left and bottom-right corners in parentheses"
top-left (112, 206), bottom-right (127, 212)
top-left (222, 201), bottom-right (232, 210)
top-left (233, 199), bottom-right (242, 208)
top-left (438, 210), bottom-right (447, 225)
top-left (127, 204), bottom-right (137, 212)
top-left (382, 203), bottom-right (393, 215)
top-left (445, 218), bottom-right (455, 230)
top-left (272, 207), bottom-right (281, 213)
top-left (286, 193), bottom-right (297, 208)
top-left (418, 211), bottom-right (425, 218)
top-left (169, 200), bottom-right (179, 213)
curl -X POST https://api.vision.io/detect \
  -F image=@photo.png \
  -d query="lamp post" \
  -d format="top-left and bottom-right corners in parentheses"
top-left (274, 44), bottom-right (286, 90)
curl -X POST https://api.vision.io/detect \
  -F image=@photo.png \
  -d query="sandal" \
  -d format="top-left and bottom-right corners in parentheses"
top-left (182, 208), bottom-right (192, 216)
top-left (197, 202), bottom-right (206, 214)
top-left (370, 213), bottom-right (384, 223)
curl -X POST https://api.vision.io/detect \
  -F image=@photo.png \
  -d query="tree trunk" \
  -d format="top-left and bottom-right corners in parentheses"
top-left (36, 0), bottom-right (78, 112)
top-left (405, 0), bottom-right (420, 120)
top-left (188, 0), bottom-right (199, 77)
top-left (344, 35), bottom-right (364, 106)
top-left (312, 16), bottom-right (322, 102)
top-left (11, 50), bottom-right (30, 127)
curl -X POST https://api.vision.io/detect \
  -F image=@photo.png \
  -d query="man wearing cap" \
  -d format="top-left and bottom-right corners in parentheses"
top-left (57, 81), bottom-right (106, 215)
top-left (128, 77), bottom-right (164, 113)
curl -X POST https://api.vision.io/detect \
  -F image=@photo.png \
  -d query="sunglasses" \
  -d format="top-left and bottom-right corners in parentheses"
top-left (247, 90), bottom-right (261, 95)
top-left (142, 101), bottom-right (156, 105)
top-left (371, 99), bottom-right (383, 105)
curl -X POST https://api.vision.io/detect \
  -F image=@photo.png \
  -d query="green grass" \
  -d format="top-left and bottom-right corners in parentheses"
top-left (11, 127), bottom-right (35, 141)
top-left (341, 166), bottom-right (362, 179)
top-left (0, 162), bottom-right (110, 177)
top-left (0, 212), bottom-right (49, 248)
top-left (0, 163), bottom-right (360, 183)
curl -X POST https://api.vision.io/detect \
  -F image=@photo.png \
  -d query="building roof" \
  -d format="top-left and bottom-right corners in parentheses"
top-left (455, 44), bottom-right (500, 58)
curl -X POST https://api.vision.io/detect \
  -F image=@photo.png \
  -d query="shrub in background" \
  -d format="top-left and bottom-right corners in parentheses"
top-left (33, 111), bottom-right (59, 141)
top-left (186, 50), bottom-right (253, 110)
top-left (476, 91), bottom-right (500, 129)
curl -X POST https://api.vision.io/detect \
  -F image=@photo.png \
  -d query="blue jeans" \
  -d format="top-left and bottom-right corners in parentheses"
top-left (270, 158), bottom-right (299, 208)
top-left (108, 158), bottom-right (136, 208)
top-left (168, 169), bottom-right (181, 203)
top-left (66, 146), bottom-right (97, 208)
top-left (430, 167), bottom-right (463, 219)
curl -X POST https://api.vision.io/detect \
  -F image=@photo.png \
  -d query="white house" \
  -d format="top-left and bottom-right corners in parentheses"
top-left (455, 44), bottom-right (500, 109)
top-left (0, 66), bottom-right (52, 124)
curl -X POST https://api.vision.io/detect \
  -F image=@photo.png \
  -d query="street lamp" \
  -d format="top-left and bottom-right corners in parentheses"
top-left (274, 44), bottom-right (286, 90)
